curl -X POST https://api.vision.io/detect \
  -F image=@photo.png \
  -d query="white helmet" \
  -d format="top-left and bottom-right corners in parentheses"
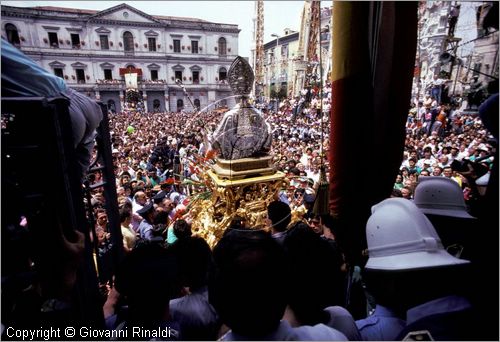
top-left (365, 198), bottom-right (469, 271)
top-left (414, 177), bottom-right (475, 219)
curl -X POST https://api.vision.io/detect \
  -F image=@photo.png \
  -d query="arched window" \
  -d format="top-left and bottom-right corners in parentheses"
top-left (219, 67), bottom-right (227, 81)
top-left (194, 99), bottom-right (201, 109)
top-left (5, 23), bottom-right (20, 45)
top-left (153, 99), bottom-right (161, 112)
top-left (218, 37), bottom-right (227, 56)
top-left (107, 99), bottom-right (116, 113)
top-left (177, 99), bottom-right (184, 112)
top-left (123, 31), bottom-right (134, 51)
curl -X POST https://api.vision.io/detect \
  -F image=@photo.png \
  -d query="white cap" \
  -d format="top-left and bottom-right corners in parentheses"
top-left (414, 177), bottom-right (475, 219)
top-left (365, 198), bottom-right (469, 271)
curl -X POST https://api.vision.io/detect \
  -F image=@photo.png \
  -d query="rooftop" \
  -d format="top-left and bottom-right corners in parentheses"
top-left (8, 5), bottom-right (221, 25)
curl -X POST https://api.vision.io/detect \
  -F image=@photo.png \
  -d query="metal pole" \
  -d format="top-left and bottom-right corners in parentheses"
top-left (452, 64), bottom-right (461, 95)
top-left (175, 79), bottom-right (196, 111)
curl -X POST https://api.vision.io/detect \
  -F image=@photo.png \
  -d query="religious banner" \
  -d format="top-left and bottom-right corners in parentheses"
top-left (125, 73), bottom-right (138, 90)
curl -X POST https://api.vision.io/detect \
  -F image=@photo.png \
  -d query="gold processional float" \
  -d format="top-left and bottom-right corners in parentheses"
top-left (184, 56), bottom-right (286, 248)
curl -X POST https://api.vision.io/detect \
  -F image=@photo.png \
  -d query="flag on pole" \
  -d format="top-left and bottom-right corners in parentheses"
top-left (329, 2), bottom-right (417, 264)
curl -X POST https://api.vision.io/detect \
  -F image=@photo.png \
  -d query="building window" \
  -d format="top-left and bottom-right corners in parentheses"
top-left (148, 37), bottom-right (156, 51)
top-left (194, 98), bottom-right (200, 109)
top-left (191, 40), bottom-right (198, 54)
top-left (173, 39), bottom-right (181, 53)
top-left (177, 99), bottom-right (184, 112)
top-left (281, 44), bottom-right (288, 58)
top-left (218, 37), bottom-right (227, 56)
top-left (100, 35), bottom-right (109, 50)
top-left (175, 71), bottom-right (182, 82)
top-left (473, 63), bottom-right (482, 78)
top-left (123, 31), bottom-right (134, 51)
top-left (71, 33), bottom-right (80, 48)
top-left (107, 99), bottom-right (116, 113)
top-left (5, 23), bottom-right (20, 45)
top-left (104, 69), bottom-right (113, 80)
top-left (219, 67), bottom-right (227, 81)
top-left (76, 69), bottom-right (85, 83)
top-left (192, 71), bottom-right (199, 84)
top-left (48, 32), bottom-right (59, 47)
top-left (54, 68), bottom-right (64, 78)
top-left (151, 70), bottom-right (158, 81)
top-left (153, 99), bottom-right (161, 111)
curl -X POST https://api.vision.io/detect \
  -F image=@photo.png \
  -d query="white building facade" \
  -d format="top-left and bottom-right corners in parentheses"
top-left (1, 3), bottom-right (240, 112)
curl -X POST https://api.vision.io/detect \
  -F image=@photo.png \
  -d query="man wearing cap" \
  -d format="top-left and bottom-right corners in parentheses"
top-left (136, 202), bottom-right (156, 241)
top-left (357, 198), bottom-right (476, 341)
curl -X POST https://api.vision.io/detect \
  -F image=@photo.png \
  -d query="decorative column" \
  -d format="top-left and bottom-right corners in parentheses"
top-left (119, 94), bottom-right (125, 112)
top-left (164, 91), bottom-right (170, 112)
top-left (142, 93), bottom-right (148, 112)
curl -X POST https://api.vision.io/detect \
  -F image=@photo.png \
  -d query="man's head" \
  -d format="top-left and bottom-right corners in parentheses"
top-left (173, 219), bottom-right (192, 240)
top-left (432, 166), bottom-right (443, 176)
top-left (134, 191), bottom-right (147, 205)
top-left (114, 243), bottom-right (180, 326)
top-left (267, 201), bottom-right (291, 233)
top-left (401, 186), bottom-right (413, 199)
top-left (210, 229), bottom-right (288, 337)
top-left (364, 198), bottom-right (470, 310)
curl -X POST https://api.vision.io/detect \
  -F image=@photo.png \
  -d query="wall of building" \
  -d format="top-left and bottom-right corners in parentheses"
top-left (1, 4), bottom-right (239, 112)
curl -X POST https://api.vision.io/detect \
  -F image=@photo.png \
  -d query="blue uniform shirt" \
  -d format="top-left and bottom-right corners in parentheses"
top-left (356, 305), bottom-right (406, 341)
top-left (221, 320), bottom-right (347, 341)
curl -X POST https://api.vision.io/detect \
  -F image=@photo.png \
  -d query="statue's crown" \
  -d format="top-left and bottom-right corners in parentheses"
top-left (228, 56), bottom-right (254, 97)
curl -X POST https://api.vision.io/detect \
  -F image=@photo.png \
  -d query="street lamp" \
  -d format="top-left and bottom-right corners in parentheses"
top-left (271, 33), bottom-right (280, 59)
top-left (271, 33), bottom-right (280, 102)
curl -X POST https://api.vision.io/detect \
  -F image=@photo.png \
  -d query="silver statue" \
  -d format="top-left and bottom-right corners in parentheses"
top-left (211, 56), bottom-right (271, 160)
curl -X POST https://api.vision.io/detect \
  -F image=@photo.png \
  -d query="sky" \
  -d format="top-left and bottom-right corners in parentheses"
top-left (1, 0), bottom-right (318, 58)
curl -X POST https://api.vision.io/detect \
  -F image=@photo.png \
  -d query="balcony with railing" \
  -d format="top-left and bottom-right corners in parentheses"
top-left (96, 79), bottom-right (124, 90)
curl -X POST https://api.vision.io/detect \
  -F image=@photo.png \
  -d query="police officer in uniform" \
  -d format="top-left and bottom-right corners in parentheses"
top-left (358, 198), bottom-right (477, 341)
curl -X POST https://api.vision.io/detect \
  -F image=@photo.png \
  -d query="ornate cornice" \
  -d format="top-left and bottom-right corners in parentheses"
top-left (89, 18), bottom-right (163, 29)
top-left (22, 49), bottom-right (235, 64)
top-left (48, 60), bottom-right (66, 68)
top-left (147, 63), bottom-right (161, 69)
top-left (88, 3), bottom-right (162, 24)
top-left (2, 5), bottom-right (240, 33)
top-left (71, 61), bottom-right (87, 68)
top-left (95, 26), bottom-right (111, 34)
top-left (42, 25), bottom-right (60, 31)
top-left (100, 62), bottom-right (115, 69)
top-left (66, 26), bottom-right (83, 32)
top-left (172, 64), bottom-right (185, 71)
top-left (144, 30), bottom-right (159, 37)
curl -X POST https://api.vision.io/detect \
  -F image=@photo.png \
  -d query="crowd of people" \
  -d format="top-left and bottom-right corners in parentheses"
top-left (80, 71), bottom-right (497, 340)
top-left (2, 36), bottom-right (498, 340)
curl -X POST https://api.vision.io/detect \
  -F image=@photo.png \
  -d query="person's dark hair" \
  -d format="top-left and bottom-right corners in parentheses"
top-left (169, 236), bottom-right (213, 291)
top-left (173, 219), bottom-right (192, 240)
top-left (119, 206), bottom-right (132, 224)
top-left (209, 229), bottom-right (288, 337)
top-left (283, 224), bottom-right (344, 324)
top-left (114, 243), bottom-right (180, 328)
top-left (289, 167), bottom-right (300, 176)
top-left (391, 188), bottom-right (403, 197)
top-left (267, 200), bottom-right (291, 232)
top-left (320, 214), bottom-right (337, 236)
